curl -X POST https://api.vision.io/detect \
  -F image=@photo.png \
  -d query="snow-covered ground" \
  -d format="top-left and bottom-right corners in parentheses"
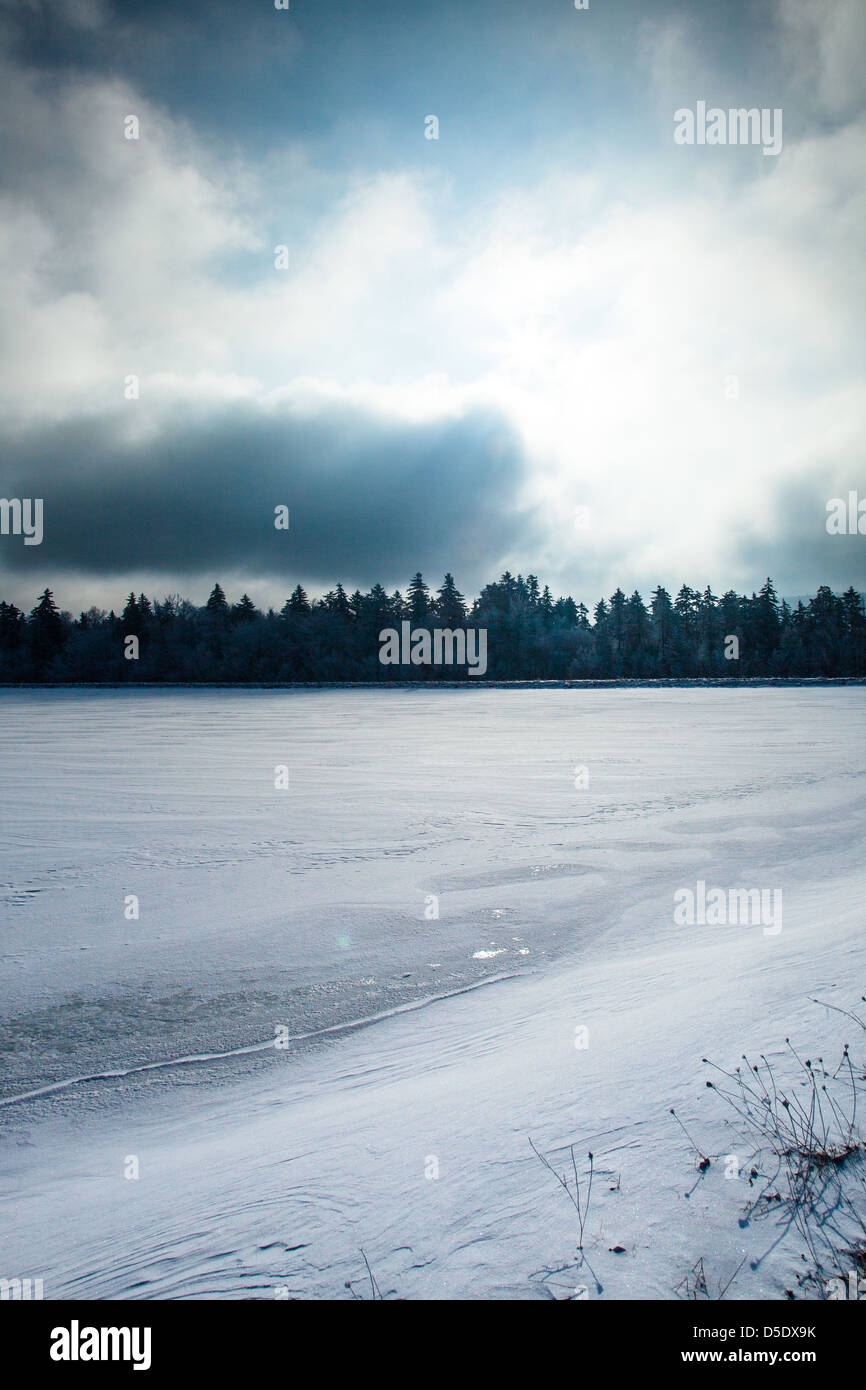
top-left (0, 688), bottom-right (864, 1299)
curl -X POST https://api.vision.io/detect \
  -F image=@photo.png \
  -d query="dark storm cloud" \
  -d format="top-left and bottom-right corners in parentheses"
top-left (733, 473), bottom-right (866, 597)
top-left (0, 401), bottom-right (537, 592)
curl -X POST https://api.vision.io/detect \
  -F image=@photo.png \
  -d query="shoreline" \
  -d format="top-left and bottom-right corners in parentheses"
top-left (1, 677), bottom-right (865, 691)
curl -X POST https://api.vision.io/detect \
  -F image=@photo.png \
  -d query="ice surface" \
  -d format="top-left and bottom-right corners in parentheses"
top-left (0, 687), bottom-right (864, 1298)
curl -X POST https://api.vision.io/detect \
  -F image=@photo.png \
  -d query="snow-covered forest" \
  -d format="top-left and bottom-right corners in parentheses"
top-left (2, 574), bottom-right (865, 682)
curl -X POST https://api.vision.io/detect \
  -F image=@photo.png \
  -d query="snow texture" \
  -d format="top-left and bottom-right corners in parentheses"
top-left (0, 687), bottom-right (864, 1299)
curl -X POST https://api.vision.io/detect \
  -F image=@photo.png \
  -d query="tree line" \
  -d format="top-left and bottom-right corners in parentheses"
top-left (0, 572), bottom-right (864, 681)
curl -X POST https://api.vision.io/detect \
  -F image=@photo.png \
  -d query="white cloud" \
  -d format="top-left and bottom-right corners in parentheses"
top-left (1, 6), bottom-right (864, 603)
top-left (779, 0), bottom-right (866, 118)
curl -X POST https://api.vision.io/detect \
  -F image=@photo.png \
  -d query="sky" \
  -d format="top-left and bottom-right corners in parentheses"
top-left (0, 0), bottom-right (864, 615)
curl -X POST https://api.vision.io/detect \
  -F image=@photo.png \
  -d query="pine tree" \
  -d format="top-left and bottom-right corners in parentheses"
top-left (435, 573), bottom-right (467, 627)
top-left (231, 594), bottom-right (258, 623)
top-left (754, 577), bottom-right (781, 660)
top-left (331, 583), bottom-right (352, 619)
top-left (842, 586), bottom-right (865, 634)
top-left (286, 585), bottom-right (310, 614)
top-left (0, 601), bottom-right (24, 650)
top-left (841, 587), bottom-right (866, 674)
top-left (27, 588), bottom-right (65, 670)
top-left (362, 584), bottom-right (392, 626)
top-left (608, 588), bottom-right (627, 649)
top-left (121, 592), bottom-right (140, 634)
top-left (697, 586), bottom-right (720, 667)
top-left (674, 585), bottom-right (699, 631)
top-left (651, 587), bottom-right (674, 664)
top-left (206, 583), bottom-right (228, 613)
top-left (625, 591), bottom-right (649, 659)
top-left (406, 572), bottom-right (431, 623)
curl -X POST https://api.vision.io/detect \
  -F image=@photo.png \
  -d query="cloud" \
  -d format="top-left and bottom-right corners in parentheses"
top-left (0, 399), bottom-right (535, 596)
top-left (0, 1), bottom-right (864, 613)
top-left (778, 0), bottom-right (866, 120)
top-left (734, 472), bottom-right (866, 597)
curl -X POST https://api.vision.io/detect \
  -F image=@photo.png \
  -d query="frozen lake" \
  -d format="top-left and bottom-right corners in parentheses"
top-left (1, 687), bottom-right (864, 1298)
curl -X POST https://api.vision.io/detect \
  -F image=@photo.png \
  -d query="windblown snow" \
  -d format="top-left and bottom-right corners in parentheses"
top-left (0, 687), bottom-right (864, 1299)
